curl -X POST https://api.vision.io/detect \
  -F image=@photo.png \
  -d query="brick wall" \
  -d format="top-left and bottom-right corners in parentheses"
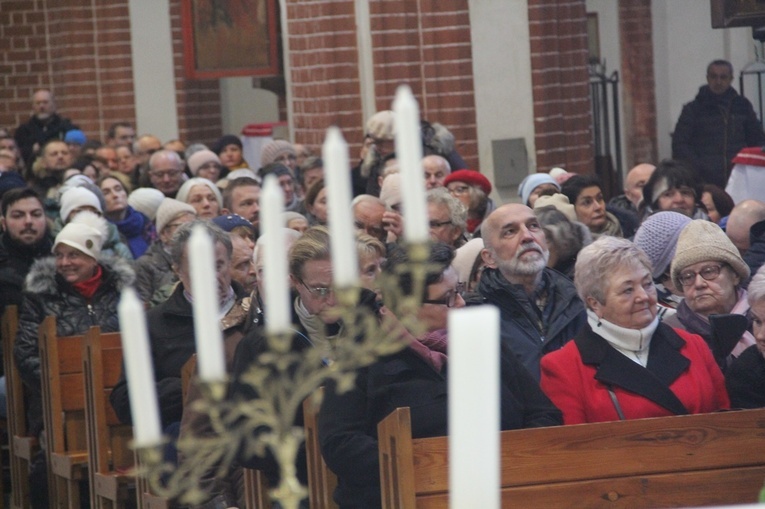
top-left (0, 0), bottom-right (137, 142)
top-left (619, 0), bottom-right (657, 167)
top-left (0, 0), bottom-right (222, 148)
top-left (286, 0), bottom-right (478, 169)
top-left (528, 0), bottom-right (594, 174)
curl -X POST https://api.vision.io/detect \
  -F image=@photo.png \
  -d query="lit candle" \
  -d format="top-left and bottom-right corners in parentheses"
top-left (189, 224), bottom-right (226, 381)
top-left (323, 126), bottom-right (358, 287)
top-left (118, 287), bottom-right (162, 447)
top-left (448, 306), bottom-right (500, 509)
top-left (261, 175), bottom-right (291, 334)
top-left (393, 85), bottom-right (428, 243)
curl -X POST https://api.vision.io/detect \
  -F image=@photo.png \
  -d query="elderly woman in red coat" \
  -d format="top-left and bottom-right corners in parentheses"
top-left (540, 236), bottom-right (729, 424)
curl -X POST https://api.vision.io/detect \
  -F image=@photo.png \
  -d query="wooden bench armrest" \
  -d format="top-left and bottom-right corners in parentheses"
top-left (377, 407), bottom-right (416, 509)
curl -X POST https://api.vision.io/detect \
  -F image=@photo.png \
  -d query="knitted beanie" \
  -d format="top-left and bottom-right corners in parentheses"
top-left (366, 110), bottom-right (395, 140)
top-left (518, 173), bottom-right (560, 206)
top-left (633, 211), bottom-right (692, 279)
top-left (444, 170), bottom-right (492, 195)
top-left (127, 188), bottom-right (165, 221)
top-left (0, 171), bottom-right (27, 199)
top-left (53, 211), bottom-right (108, 259)
top-left (60, 187), bottom-right (103, 223)
top-left (380, 173), bottom-right (402, 209)
top-left (155, 198), bottom-right (196, 233)
top-left (533, 193), bottom-right (577, 222)
top-left (187, 149), bottom-right (222, 176)
top-left (452, 237), bottom-right (485, 284)
top-left (260, 140), bottom-right (296, 167)
top-left (670, 219), bottom-right (750, 289)
top-left (175, 177), bottom-right (223, 208)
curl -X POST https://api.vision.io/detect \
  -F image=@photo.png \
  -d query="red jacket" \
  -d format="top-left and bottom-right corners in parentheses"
top-left (540, 323), bottom-right (730, 425)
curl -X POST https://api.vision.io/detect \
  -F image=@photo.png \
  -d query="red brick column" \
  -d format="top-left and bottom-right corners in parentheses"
top-left (619, 0), bottom-right (657, 166)
top-left (528, 0), bottom-right (594, 174)
top-left (285, 0), bottom-right (478, 168)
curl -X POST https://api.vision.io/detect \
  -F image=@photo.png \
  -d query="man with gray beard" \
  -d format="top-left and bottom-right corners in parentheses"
top-left (478, 204), bottom-right (586, 380)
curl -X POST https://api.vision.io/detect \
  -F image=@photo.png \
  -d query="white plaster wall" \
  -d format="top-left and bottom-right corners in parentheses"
top-left (127, 0), bottom-right (179, 142)
top-left (219, 78), bottom-right (280, 135)
top-left (468, 0), bottom-right (534, 204)
top-left (652, 0), bottom-right (755, 161)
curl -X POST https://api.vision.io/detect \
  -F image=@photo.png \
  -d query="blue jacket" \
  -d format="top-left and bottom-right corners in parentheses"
top-left (478, 267), bottom-right (587, 380)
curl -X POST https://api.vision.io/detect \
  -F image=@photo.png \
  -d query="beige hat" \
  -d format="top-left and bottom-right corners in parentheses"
top-left (260, 140), bottom-right (296, 167)
top-left (366, 110), bottom-right (395, 140)
top-left (534, 193), bottom-right (577, 223)
top-left (155, 198), bottom-right (196, 233)
top-left (128, 188), bottom-right (165, 221)
top-left (452, 237), bottom-right (485, 284)
top-left (670, 219), bottom-right (750, 289)
top-left (187, 149), bottom-right (222, 176)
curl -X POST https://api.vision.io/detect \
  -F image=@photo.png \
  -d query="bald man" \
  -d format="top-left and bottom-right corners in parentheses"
top-left (478, 203), bottom-right (586, 380)
top-left (609, 163), bottom-right (656, 212)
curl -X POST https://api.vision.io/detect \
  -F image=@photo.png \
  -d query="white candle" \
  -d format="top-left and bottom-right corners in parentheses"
top-left (189, 225), bottom-right (226, 381)
top-left (448, 305), bottom-right (500, 509)
top-left (261, 175), bottom-right (291, 334)
top-left (323, 126), bottom-right (358, 287)
top-left (393, 85), bottom-right (428, 243)
top-left (118, 287), bottom-right (162, 447)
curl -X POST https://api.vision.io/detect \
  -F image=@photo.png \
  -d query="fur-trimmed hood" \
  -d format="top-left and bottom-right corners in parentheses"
top-left (24, 254), bottom-right (135, 295)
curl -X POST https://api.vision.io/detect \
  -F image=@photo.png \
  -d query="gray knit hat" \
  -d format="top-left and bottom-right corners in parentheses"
top-left (260, 140), bottom-right (296, 167)
top-left (634, 211), bottom-right (692, 279)
top-left (155, 198), bottom-right (196, 233)
top-left (670, 219), bottom-right (750, 289)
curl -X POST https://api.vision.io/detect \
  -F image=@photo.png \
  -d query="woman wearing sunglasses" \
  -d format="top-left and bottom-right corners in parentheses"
top-left (318, 242), bottom-right (561, 509)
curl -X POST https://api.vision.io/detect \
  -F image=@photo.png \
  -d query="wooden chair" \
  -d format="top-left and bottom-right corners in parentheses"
top-left (38, 315), bottom-right (90, 509)
top-left (378, 406), bottom-right (765, 508)
top-left (82, 327), bottom-right (135, 509)
top-left (2, 305), bottom-right (37, 509)
top-left (303, 389), bottom-right (338, 509)
top-left (242, 468), bottom-right (269, 509)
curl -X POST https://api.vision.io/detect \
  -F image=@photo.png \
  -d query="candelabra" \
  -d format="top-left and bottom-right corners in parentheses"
top-left (134, 241), bottom-right (432, 509)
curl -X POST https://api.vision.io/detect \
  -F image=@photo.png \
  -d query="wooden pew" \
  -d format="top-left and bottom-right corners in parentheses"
top-left (2, 305), bottom-right (37, 509)
top-left (38, 316), bottom-right (89, 509)
top-left (378, 406), bottom-right (765, 508)
top-left (303, 389), bottom-right (338, 509)
top-left (82, 327), bottom-right (135, 509)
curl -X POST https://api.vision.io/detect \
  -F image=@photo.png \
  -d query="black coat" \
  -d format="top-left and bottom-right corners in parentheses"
top-left (14, 255), bottom-right (134, 435)
top-left (478, 267), bottom-right (587, 381)
top-left (14, 113), bottom-right (78, 168)
top-left (110, 282), bottom-right (252, 429)
top-left (318, 340), bottom-right (562, 509)
top-left (0, 232), bottom-right (52, 317)
top-left (672, 85), bottom-right (765, 188)
top-left (726, 344), bottom-right (765, 409)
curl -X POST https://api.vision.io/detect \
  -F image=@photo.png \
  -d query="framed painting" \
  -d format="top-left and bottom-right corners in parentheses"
top-left (711, 0), bottom-right (765, 28)
top-left (181, 0), bottom-right (280, 79)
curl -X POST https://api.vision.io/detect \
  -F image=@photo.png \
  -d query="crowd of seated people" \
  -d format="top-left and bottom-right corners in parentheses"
top-left (3, 88), bottom-right (765, 509)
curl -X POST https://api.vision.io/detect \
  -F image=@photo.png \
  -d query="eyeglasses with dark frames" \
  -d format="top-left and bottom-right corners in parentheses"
top-left (678, 264), bottom-right (724, 288)
top-left (422, 282), bottom-right (465, 308)
top-left (297, 277), bottom-right (334, 298)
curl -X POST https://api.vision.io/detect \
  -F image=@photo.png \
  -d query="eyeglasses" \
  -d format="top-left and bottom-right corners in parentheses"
top-left (422, 282), bottom-right (465, 308)
top-left (678, 264), bottom-right (724, 288)
top-left (297, 277), bottom-right (333, 299)
top-left (150, 169), bottom-right (182, 179)
top-left (448, 185), bottom-right (470, 196)
top-left (429, 220), bottom-right (453, 229)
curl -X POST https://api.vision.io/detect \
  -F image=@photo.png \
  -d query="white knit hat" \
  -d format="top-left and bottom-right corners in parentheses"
top-left (452, 238), bottom-right (485, 284)
top-left (53, 211), bottom-right (108, 259)
top-left (60, 187), bottom-right (103, 223)
top-left (671, 219), bottom-right (750, 289)
top-left (155, 198), bottom-right (196, 233)
top-left (128, 188), bottom-right (165, 221)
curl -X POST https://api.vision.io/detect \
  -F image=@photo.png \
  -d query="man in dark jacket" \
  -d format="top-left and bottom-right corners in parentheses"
top-left (478, 203), bottom-right (587, 380)
top-left (672, 59), bottom-right (765, 188)
top-left (14, 89), bottom-right (78, 169)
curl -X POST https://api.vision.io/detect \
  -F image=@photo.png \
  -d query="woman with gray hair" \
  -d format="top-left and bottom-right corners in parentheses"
top-left (726, 264), bottom-right (765, 408)
top-left (540, 236), bottom-right (729, 424)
